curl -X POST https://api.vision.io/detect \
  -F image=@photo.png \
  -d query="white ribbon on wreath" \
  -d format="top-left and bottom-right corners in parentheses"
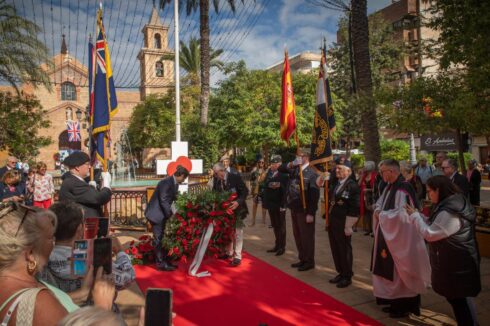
top-left (188, 222), bottom-right (214, 277)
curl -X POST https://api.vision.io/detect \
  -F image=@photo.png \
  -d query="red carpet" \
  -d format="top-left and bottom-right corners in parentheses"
top-left (135, 252), bottom-right (381, 326)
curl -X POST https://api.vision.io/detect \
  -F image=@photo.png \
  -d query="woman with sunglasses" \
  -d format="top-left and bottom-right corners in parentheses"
top-left (405, 175), bottom-right (480, 325)
top-left (0, 203), bottom-right (115, 325)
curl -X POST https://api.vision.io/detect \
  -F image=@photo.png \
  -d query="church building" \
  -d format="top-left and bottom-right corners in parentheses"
top-left (3, 7), bottom-right (173, 168)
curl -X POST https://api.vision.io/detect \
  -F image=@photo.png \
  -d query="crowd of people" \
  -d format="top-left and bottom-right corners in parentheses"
top-left (206, 150), bottom-right (482, 324)
top-left (0, 152), bottom-right (137, 325)
top-left (0, 149), bottom-right (484, 325)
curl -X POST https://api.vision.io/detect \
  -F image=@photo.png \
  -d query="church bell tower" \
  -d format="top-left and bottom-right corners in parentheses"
top-left (137, 6), bottom-right (174, 100)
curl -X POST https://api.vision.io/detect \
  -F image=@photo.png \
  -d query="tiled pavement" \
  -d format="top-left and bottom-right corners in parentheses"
top-left (116, 198), bottom-right (489, 326)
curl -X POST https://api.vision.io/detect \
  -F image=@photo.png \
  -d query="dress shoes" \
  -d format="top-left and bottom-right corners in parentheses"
top-left (275, 248), bottom-right (285, 256)
top-left (218, 253), bottom-right (231, 260)
top-left (297, 264), bottom-right (315, 271)
top-left (329, 274), bottom-right (343, 284)
top-left (266, 247), bottom-right (278, 253)
top-left (336, 279), bottom-right (352, 288)
top-left (291, 261), bottom-right (304, 268)
top-left (156, 262), bottom-right (177, 271)
top-left (230, 258), bottom-right (241, 267)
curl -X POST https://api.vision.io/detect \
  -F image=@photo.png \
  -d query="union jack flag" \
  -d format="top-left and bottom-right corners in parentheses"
top-left (66, 120), bottom-right (81, 142)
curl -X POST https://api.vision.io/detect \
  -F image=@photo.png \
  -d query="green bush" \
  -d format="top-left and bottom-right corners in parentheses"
top-left (447, 152), bottom-right (473, 170)
top-left (350, 154), bottom-right (365, 170)
top-left (380, 139), bottom-right (410, 161)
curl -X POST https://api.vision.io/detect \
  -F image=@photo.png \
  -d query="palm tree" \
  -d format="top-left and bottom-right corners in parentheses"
top-left (0, 0), bottom-right (52, 94)
top-left (351, 0), bottom-right (381, 163)
top-left (160, 0), bottom-right (243, 126)
top-left (179, 37), bottom-right (224, 83)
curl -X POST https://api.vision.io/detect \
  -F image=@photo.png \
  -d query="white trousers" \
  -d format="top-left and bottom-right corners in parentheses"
top-left (227, 227), bottom-right (244, 260)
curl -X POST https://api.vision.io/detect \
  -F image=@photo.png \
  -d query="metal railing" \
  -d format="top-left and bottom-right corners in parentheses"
top-left (108, 181), bottom-right (209, 228)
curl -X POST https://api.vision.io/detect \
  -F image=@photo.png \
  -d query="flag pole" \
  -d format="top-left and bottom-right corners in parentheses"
top-left (294, 133), bottom-right (307, 210)
top-left (322, 37), bottom-right (331, 228)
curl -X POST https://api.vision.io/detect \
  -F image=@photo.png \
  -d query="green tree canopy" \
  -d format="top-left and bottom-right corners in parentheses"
top-left (0, 0), bottom-right (52, 93)
top-left (0, 92), bottom-right (51, 159)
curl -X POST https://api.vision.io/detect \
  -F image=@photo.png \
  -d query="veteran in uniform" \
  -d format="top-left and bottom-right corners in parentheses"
top-left (58, 151), bottom-right (112, 219)
top-left (280, 148), bottom-right (320, 271)
top-left (262, 155), bottom-right (289, 256)
top-left (327, 163), bottom-right (360, 288)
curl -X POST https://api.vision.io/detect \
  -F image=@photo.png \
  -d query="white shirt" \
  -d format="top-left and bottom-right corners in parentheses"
top-left (409, 210), bottom-right (461, 242)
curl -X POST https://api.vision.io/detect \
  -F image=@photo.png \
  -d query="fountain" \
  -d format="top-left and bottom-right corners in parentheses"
top-left (111, 129), bottom-right (160, 188)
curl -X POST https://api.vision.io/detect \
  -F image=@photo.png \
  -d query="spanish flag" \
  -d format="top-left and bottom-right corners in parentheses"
top-left (280, 51), bottom-right (296, 145)
top-left (92, 8), bottom-right (118, 171)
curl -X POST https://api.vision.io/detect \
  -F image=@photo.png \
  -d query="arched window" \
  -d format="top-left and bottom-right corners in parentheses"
top-left (61, 82), bottom-right (76, 101)
top-left (155, 61), bottom-right (164, 77)
top-left (154, 33), bottom-right (162, 49)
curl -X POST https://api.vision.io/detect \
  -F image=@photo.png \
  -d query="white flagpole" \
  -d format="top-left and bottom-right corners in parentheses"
top-left (174, 0), bottom-right (181, 142)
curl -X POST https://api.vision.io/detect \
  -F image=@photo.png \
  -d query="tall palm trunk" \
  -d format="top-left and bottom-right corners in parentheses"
top-left (351, 0), bottom-right (381, 163)
top-left (199, 0), bottom-right (210, 126)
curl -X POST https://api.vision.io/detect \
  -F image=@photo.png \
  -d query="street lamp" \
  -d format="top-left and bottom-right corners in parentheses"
top-left (75, 108), bottom-right (82, 121)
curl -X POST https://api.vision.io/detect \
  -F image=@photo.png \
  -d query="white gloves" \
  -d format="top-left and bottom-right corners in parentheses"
top-left (101, 172), bottom-right (112, 189)
top-left (344, 216), bottom-right (359, 236)
top-left (292, 156), bottom-right (303, 167)
top-left (89, 181), bottom-right (97, 188)
top-left (306, 214), bottom-right (314, 224)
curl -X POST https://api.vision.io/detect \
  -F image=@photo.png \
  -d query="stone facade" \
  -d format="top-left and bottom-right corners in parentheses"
top-left (266, 51), bottom-right (322, 74)
top-left (1, 7), bottom-right (172, 169)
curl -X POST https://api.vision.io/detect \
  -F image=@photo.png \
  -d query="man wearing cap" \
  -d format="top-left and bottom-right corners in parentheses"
top-left (280, 148), bottom-right (320, 271)
top-left (58, 151), bottom-right (112, 219)
top-left (328, 163), bottom-right (360, 288)
top-left (262, 155), bottom-right (289, 256)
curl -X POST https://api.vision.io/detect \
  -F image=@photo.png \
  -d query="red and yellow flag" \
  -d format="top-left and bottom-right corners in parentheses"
top-left (280, 51), bottom-right (296, 145)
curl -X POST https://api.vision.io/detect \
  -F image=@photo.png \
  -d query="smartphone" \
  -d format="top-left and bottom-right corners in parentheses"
top-left (145, 288), bottom-right (173, 326)
top-left (72, 239), bottom-right (92, 277)
top-left (93, 237), bottom-right (112, 276)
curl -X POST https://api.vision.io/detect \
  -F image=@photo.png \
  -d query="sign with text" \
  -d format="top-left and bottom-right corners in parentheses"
top-left (420, 133), bottom-right (457, 151)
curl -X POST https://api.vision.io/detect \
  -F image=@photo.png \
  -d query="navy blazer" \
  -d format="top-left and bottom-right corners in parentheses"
top-left (58, 173), bottom-right (112, 218)
top-left (145, 176), bottom-right (178, 224)
top-left (212, 173), bottom-right (249, 219)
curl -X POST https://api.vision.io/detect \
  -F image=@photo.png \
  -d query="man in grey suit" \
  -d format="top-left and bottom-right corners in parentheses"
top-left (145, 165), bottom-right (189, 271)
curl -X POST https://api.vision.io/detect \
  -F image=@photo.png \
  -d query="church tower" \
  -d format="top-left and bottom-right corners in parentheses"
top-left (137, 6), bottom-right (174, 100)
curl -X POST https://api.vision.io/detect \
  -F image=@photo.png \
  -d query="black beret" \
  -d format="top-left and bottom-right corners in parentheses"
top-left (270, 155), bottom-right (282, 163)
top-left (63, 151), bottom-right (90, 168)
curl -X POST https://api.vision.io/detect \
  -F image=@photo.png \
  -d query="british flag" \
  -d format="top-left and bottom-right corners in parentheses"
top-left (66, 120), bottom-right (81, 142)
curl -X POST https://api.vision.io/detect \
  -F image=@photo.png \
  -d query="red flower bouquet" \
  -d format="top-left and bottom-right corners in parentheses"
top-left (125, 235), bottom-right (155, 265)
top-left (163, 190), bottom-right (238, 261)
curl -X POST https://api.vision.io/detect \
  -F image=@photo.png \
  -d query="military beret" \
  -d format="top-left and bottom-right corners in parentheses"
top-left (298, 147), bottom-right (311, 156)
top-left (270, 155), bottom-right (282, 163)
top-left (63, 151), bottom-right (90, 168)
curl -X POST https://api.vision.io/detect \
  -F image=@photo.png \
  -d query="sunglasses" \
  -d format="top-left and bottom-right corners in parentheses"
top-left (0, 202), bottom-right (38, 237)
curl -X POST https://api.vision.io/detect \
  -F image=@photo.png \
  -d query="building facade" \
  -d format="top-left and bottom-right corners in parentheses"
top-left (3, 7), bottom-right (173, 169)
top-left (266, 51), bottom-right (322, 74)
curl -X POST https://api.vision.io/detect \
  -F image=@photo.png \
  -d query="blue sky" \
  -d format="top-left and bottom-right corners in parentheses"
top-left (7, 0), bottom-right (393, 88)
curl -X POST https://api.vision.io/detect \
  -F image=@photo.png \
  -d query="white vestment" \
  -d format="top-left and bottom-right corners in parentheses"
top-left (372, 186), bottom-right (431, 299)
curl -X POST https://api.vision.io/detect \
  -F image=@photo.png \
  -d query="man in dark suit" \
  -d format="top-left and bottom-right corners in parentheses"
top-left (145, 165), bottom-right (190, 271)
top-left (280, 148), bottom-right (320, 272)
top-left (212, 162), bottom-right (249, 267)
top-left (58, 151), bottom-right (112, 218)
top-left (262, 155), bottom-right (289, 256)
top-left (327, 164), bottom-right (360, 288)
top-left (442, 158), bottom-right (470, 197)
